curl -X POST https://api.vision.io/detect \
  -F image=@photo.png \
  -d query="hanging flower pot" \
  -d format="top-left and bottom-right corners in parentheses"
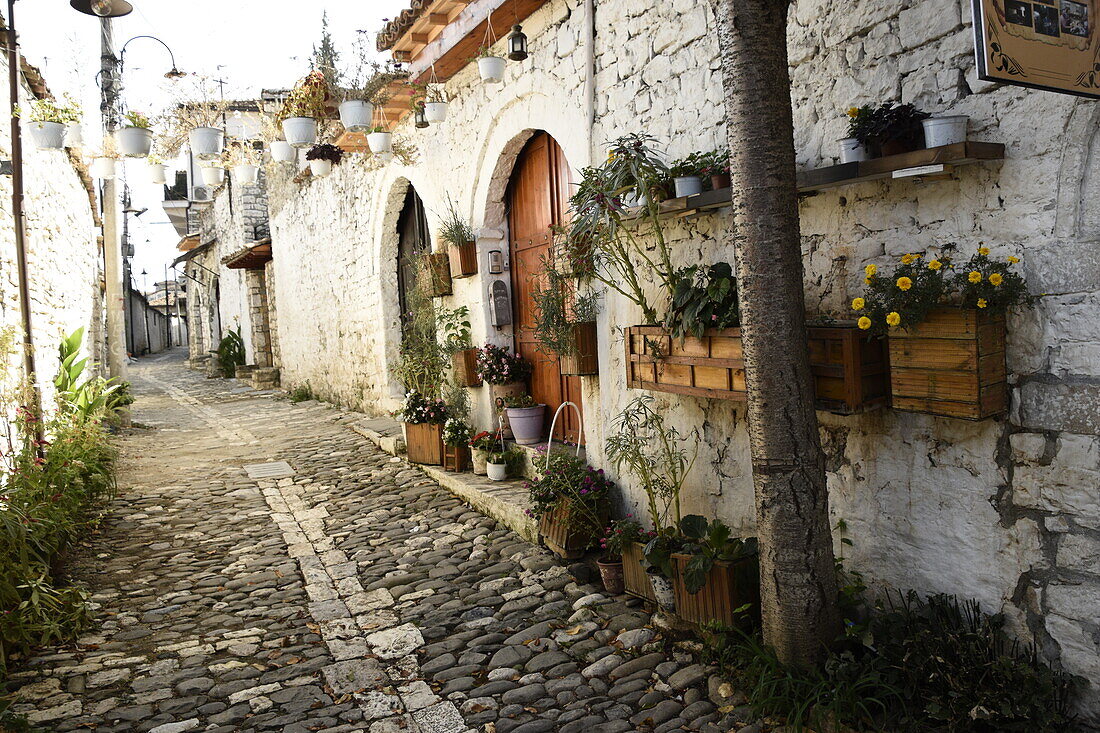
top-left (64, 123), bottom-right (83, 148)
top-left (309, 159), bottom-right (332, 177)
top-left (305, 143), bottom-right (342, 179)
top-left (233, 164), bottom-right (259, 185)
top-left (90, 157), bottom-right (117, 179)
top-left (29, 121), bottom-right (65, 150)
top-left (189, 126), bottom-right (224, 161)
top-left (269, 140), bottom-right (295, 163)
top-left (200, 166), bottom-right (225, 187)
top-left (487, 460), bottom-right (508, 481)
top-left (281, 117), bottom-right (317, 149)
top-left (148, 162), bottom-right (168, 186)
top-left (367, 131), bottom-right (393, 154)
top-left (116, 126), bottom-right (153, 158)
top-left (424, 101), bottom-right (448, 124)
top-left (338, 100), bottom-right (374, 133)
top-left (478, 56), bottom-right (506, 83)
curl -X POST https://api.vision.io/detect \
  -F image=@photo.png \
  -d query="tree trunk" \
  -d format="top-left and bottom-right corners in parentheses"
top-left (716, 0), bottom-right (841, 667)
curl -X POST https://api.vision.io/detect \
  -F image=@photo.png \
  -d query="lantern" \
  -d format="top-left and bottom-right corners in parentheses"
top-left (507, 25), bottom-right (528, 61)
top-left (414, 103), bottom-right (429, 129)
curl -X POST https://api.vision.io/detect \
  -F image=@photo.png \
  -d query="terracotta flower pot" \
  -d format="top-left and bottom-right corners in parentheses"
top-left (597, 558), bottom-right (625, 595)
top-left (709, 173), bottom-right (731, 190)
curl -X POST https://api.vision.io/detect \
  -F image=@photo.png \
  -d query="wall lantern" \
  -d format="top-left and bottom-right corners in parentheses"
top-left (507, 25), bottom-right (528, 61)
top-left (70, 0), bottom-right (134, 17)
top-left (414, 103), bottom-right (429, 129)
top-left (488, 249), bottom-right (504, 274)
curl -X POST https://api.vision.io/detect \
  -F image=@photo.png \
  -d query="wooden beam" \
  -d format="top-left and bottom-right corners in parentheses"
top-left (411, 32), bottom-right (431, 44)
top-left (428, 13), bottom-right (450, 25)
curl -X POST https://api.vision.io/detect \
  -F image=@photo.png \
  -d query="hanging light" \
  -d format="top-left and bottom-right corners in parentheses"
top-left (507, 25), bottom-right (528, 61)
top-left (70, 0), bottom-right (135, 17)
top-left (414, 103), bottom-right (429, 129)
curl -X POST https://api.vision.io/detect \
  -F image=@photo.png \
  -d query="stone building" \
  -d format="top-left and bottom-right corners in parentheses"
top-left (193, 0), bottom-right (1100, 719)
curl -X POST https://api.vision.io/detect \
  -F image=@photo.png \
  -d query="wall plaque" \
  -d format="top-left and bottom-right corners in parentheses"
top-left (973, 0), bottom-right (1100, 97)
top-left (489, 280), bottom-right (513, 327)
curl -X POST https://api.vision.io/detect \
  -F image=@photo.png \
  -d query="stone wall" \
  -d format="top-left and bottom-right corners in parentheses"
top-left (260, 0), bottom-right (1100, 718)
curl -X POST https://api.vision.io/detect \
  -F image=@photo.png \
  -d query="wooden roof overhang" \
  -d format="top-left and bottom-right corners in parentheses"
top-left (222, 239), bottom-right (273, 270)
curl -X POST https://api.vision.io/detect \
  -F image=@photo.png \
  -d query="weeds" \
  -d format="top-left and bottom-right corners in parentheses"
top-left (287, 383), bottom-right (316, 403)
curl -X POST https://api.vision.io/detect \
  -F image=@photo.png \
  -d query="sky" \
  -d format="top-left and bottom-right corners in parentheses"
top-left (15, 0), bottom-right (408, 291)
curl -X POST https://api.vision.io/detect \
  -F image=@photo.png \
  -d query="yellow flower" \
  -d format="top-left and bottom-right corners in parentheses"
top-left (977, 298), bottom-right (987, 309)
top-left (978, 246), bottom-right (990, 256)
top-left (857, 316), bottom-right (872, 330)
top-left (989, 273), bottom-right (1003, 286)
top-left (848, 106), bottom-right (860, 118)
top-left (927, 259), bottom-right (942, 271)
top-left (864, 276), bottom-right (872, 284)
top-left (851, 297), bottom-right (865, 311)
top-left (886, 312), bottom-right (901, 327)
top-left (864, 264), bottom-right (877, 277)
top-left (607, 150), bottom-right (616, 161)
top-left (896, 276), bottom-right (913, 291)
top-left (901, 253), bottom-right (917, 264)
top-left (968, 271), bottom-right (982, 283)
top-left (1008, 256), bottom-right (1020, 264)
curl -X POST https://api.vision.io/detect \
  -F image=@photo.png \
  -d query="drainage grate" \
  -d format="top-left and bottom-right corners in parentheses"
top-left (243, 461), bottom-right (296, 479)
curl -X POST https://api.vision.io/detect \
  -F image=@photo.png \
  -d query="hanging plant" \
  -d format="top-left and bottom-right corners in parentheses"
top-left (305, 142), bottom-right (343, 177)
top-left (476, 12), bottom-right (506, 84)
top-left (116, 110), bottom-right (154, 158)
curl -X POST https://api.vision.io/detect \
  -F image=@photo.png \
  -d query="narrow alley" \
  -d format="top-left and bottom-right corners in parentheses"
top-left (7, 352), bottom-right (727, 732)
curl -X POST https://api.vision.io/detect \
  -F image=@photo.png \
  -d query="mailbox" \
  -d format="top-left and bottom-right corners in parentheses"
top-left (489, 280), bottom-right (512, 327)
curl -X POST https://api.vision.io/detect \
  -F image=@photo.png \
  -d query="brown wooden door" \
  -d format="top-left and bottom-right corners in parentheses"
top-left (507, 132), bottom-right (584, 443)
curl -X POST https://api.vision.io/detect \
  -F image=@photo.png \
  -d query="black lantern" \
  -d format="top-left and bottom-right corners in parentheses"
top-left (414, 103), bottom-right (429, 129)
top-left (70, 0), bottom-right (134, 17)
top-left (507, 25), bottom-right (528, 61)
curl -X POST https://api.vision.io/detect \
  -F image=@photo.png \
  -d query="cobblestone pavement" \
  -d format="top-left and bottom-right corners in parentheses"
top-left (7, 351), bottom-right (744, 732)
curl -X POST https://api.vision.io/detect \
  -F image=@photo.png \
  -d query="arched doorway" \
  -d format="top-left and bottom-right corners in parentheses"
top-left (507, 132), bottom-right (583, 443)
top-left (396, 185), bottom-right (431, 327)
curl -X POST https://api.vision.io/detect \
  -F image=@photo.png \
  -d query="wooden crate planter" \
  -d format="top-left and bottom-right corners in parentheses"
top-left (625, 325), bottom-right (887, 414)
top-left (622, 542), bottom-right (656, 603)
top-left (448, 241), bottom-right (478, 279)
top-left (671, 553), bottom-right (760, 627)
top-left (888, 307), bottom-right (1007, 420)
top-left (452, 349), bottom-right (482, 387)
top-left (539, 499), bottom-right (607, 560)
top-left (442, 445), bottom-right (470, 472)
top-left (560, 322), bottom-right (599, 376)
top-left (404, 422), bottom-right (444, 465)
top-left (420, 253), bottom-right (453, 297)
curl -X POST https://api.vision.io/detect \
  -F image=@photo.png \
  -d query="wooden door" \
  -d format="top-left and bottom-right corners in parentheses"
top-left (507, 133), bottom-right (584, 443)
top-left (397, 186), bottom-right (431, 330)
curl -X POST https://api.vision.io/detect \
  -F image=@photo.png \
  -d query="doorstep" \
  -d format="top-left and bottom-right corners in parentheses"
top-left (351, 417), bottom-right (406, 456)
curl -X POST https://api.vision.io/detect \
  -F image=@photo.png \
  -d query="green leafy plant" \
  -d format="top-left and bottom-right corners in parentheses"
top-left (665, 261), bottom-right (740, 340)
top-left (123, 110), bottom-right (152, 129)
top-left (531, 250), bottom-right (601, 357)
top-left (600, 517), bottom-right (653, 561)
top-left (952, 247), bottom-right (1034, 313)
top-left (846, 102), bottom-right (929, 152)
top-left (14, 98), bottom-right (76, 124)
top-left (214, 327), bottom-right (246, 378)
top-left (54, 328), bottom-right (121, 423)
top-left (475, 45), bottom-right (501, 59)
top-left (503, 393), bottom-right (537, 409)
top-left (288, 383), bottom-right (316, 403)
top-left (278, 70), bottom-right (330, 122)
top-left (396, 389), bottom-right (448, 425)
top-left (437, 196), bottom-right (475, 248)
top-left (394, 258), bottom-right (448, 399)
top-left (525, 453), bottom-right (614, 545)
top-left (469, 430), bottom-right (500, 453)
top-left (487, 446), bottom-right (520, 465)
top-left (668, 151), bottom-right (710, 179)
top-left (437, 305), bottom-right (472, 355)
top-left (442, 417), bottom-right (470, 447)
top-left (673, 515), bottom-right (758, 594)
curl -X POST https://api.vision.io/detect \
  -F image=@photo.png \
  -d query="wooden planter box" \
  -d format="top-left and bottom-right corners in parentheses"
top-left (625, 324), bottom-right (888, 414)
top-left (888, 307), bottom-right (1006, 420)
top-left (622, 541), bottom-right (656, 603)
top-left (405, 421), bottom-right (444, 465)
top-left (671, 552), bottom-right (760, 627)
top-left (420, 253), bottom-right (453, 298)
top-left (452, 348), bottom-right (482, 387)
top-left (539, 499), bottom-right (607, 560)
top-left (560, 322), bottom-right (599, 376)
top-left (442, 444), bottom-right (470, 472)
top-left (448, 241), bottom-right (478, 279)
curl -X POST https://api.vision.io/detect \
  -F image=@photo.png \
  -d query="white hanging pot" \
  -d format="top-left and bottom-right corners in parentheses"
top-left (338, 100), bottom-right (374, 133)
top-left (64, 122), bottom-right (83, 148)
top-left (200, 166), bottom-right (225, 186)
top-left (367, 131), bottom-right (393, 154)
top-left (282, 117), bottom-right (317, 149)
top-left (424, 101), bottom-right (448, 124)
top-left (269, 140), bottom-right (295, 163)
top-left (309, 159), bottom-right (332, 177)
top-left (189, 126), bottom-right (224, 161)
top-left (116, 126), bottom-right (153, 158)
top-left (233, 163), bottom-right (259, 185)
top-left (478, 56), bottom-right (506, 83)
top-left (90, 157), bottom-right (117, 179)
top-left (148, 162), bottom-right (168, 186)
top-left (921, 115), bottom-right (969, 148)
top-left (29, 121), bottom-right (65, 150)
top-left (839, 138), bottom-right (868, 164)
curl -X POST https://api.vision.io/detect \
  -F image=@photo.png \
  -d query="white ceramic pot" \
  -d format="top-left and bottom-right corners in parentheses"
top-left (189, 126), bottom-right (224, 161)
top-left (233, 163), bottom-right (259, 185)
top-left (269, 140), bottom-right (295, 163)
top-left (487, 462), bottom-right (507, 481)
top-left (116, 126), bottom-right (153, 157)
top-left (673, 176), bottom-right (703, 198)
top-left (309, 159), bottom-right (332, 177)
top-left (200, 166), bottom-right (225, 186)
top-left (338, 100), bottom-right (374, 133)
top-left (367, 131), bottom-right (393, 154)
top-left (282, 117), bottom-right (317, 149)
top-left (29, 121), bottom-right (65, 150)
top-left (478, 56), bottom-right (506, 83)
top-left (506, 405), bottom-right (545, 445)
top-left (148, 162), bottom-right (168, 186)
top-left (839, 137), bottom-right (868, 164)
top-left (922, 115), bottom-right (968, 148)
top-left (64, 123), bottom-right (83, 148)
top-left (648, 572), bottom-right (676, 612)
top-left (90, 157), bottom-right (116, 179)
top-left (424, 101), bottom-right (448, 124)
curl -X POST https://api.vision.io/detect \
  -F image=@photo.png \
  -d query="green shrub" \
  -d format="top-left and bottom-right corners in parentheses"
top-left (215, 327), bottom-right (246, 378)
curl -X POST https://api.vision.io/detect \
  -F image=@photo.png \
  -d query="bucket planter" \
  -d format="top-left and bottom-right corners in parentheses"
top-left (29, 121), bottom-right (65, 150)
top-left (709, 172), bottom-right (731, 190)
top-left (478, 56), bottom-right (507, 83)
top-left (404, 421), bottom-right (444, 465)
top-left (506, 404), bottom-right (544, 445)
top-left (233, 164), bottom-right (259, 185)
top-left (622, 542), bottom-right (656, 602)
top-left (90, 157), bottom-right (117, 179)
top-left (424, 101), bottom-right (448, 123)
top-left (471, 449), bottom-right (488, 476)
top-left (63, 123), bottom-right (82, 148)
top-left (270, 141), bottom-right (295, 163)
top-left (189, 126), bottom-right (224, 161)
top-left (839, 137), bottom-right (868, 163)
top-left (887, 307), bottom-right (1006, 420)
top-left (116, 126), bottom-right (153, 157)
top-left (309, 159), bottom-right (332, 178)
top-left (148, 163), bottom-right (168, 186)
top-left (200, 166), bottom-right (225, 187)
top-left (448, 241), bottom-right (478, 279)
top-left (282, 117), bottom-right (317, 149)
top-left (442, 444), bottom-right (470, 472)
top-left (338, 100), bottom-right (374, 133)
top-left (672, 176), bottom-right (703, 198)
top-left (452, 348), bottom-right (482, 387)
top-left (367, 131), bottom-right (393, 154)
top-left (671, 553), bottom-right (760, 627)
top-left (487, 459), bottom-right (508, 481)
top-left (922, 115), bottom-right (968, 148)
top-left (538, 499), bottom-right (607, 560)
top-left (597, 558), bottom-right (625, 595)
top-left (420, 253), bottom-right (453, 297)
top-left (559, 322), bottom-right (599, 376)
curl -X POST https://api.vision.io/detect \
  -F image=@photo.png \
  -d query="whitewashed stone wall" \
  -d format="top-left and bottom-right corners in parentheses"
top-left (262, 0), bottom-right (1100, 718)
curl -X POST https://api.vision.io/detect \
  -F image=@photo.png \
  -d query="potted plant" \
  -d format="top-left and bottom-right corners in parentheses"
top-left (605, 517), bottom-right (657, 600)
top-left (503, 394), bottom-right (545, 445)
top-left (665, 515), bottom-right (760, 627)
top-left (668, 152), bottom-right (707, 198)
top-left (227, 140), bottom-right (262, 185)
top-left (338, 97), bottom-right (374, 132)
top-left (442, 418), bottom-right (471, 472)
top-left (477, 46), bottom-right (507, 84)
top-left (839, 105), bottom-right (871, 163)
top-left (18, 98), bottom-right (68, 150)
top-left (527, 452), bottom-right (614, 559)
top-left (305, 142), bottom-right (343, 178)
top-left (116, 110), bottom-right (154, 157)
top-left (88, 137), bottom-right (120, 180)
top-left (269, 140), bottom-right (295, 163)
top-left (469, 430), bottom-right (497, 476)
top-left (200, 164), bottom-right (226, 187)
top-left (532, 249), bottom-right (601, 376)
top-left (279, 70), bottom-right (329, 149)
top-left (155, 75), bottom-right (230, 161)
top-left (439, 306), bottom-right (479, 387)
top-left (487, 445), bottom-right (519, 481)
top-left (60, 95), bottom-right (83, 148)
top-left (476, 344), bottom-right (532, 437)
top-left (366, 125), bottom-right (393, 154)
top-left (846, 102), bottom-right (929, 157)
top-left (700, 149), bottom-right (730, 190)
top-left (439, 196), bottom-right (477, 278)
top-left (396, 389), bottom-right (448, 465)
top-left (597, 518), bottom-right (640, 594)
top-left (423, 84), bottom-right (448, 123)
top-left (147, 154), bottom-right (169, 185)
top-left (922, 114), bottom-right (969, 147)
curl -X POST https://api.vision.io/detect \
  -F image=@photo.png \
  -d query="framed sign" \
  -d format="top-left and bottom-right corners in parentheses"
top-left (973, 0), bottom-right (1100, 97)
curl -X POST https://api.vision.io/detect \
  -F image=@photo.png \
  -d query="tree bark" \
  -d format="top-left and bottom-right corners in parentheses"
top-left (716, 0), bottom-right (842, 667)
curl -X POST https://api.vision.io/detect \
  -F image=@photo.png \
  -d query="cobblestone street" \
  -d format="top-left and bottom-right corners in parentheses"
top-left (7, 352), bottom-right (737, 732)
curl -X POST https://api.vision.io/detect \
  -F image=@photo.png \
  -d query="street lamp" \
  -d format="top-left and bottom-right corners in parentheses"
top-left (69, 0), bottom-right (133, 17)
top-left (120, 35), bottom-right (186, 79)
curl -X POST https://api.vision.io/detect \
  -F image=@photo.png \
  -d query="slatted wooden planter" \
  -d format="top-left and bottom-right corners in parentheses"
top-left (442, 444), bottom-right (470, 472)
top-left (888, 307), bottom-right (1007, 420)
top-left (448, 241), bottom-right (478, 278)
top-left (625, 324), bottom-right (888, 414)
top-left (452, 348), bottom-right (482, 387)
top-left (420, 253), bottom-right (453, 297)
top-left (671, 553), bottom-right (760, 627)
top-left (539, 499), bottom-right (607, 560)
top-left (404, 422), bottom-right (444, 465)
top-left (622, 542), bottom-right (656, 603)
top-left (560, 322), bottom-right (599, 376)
